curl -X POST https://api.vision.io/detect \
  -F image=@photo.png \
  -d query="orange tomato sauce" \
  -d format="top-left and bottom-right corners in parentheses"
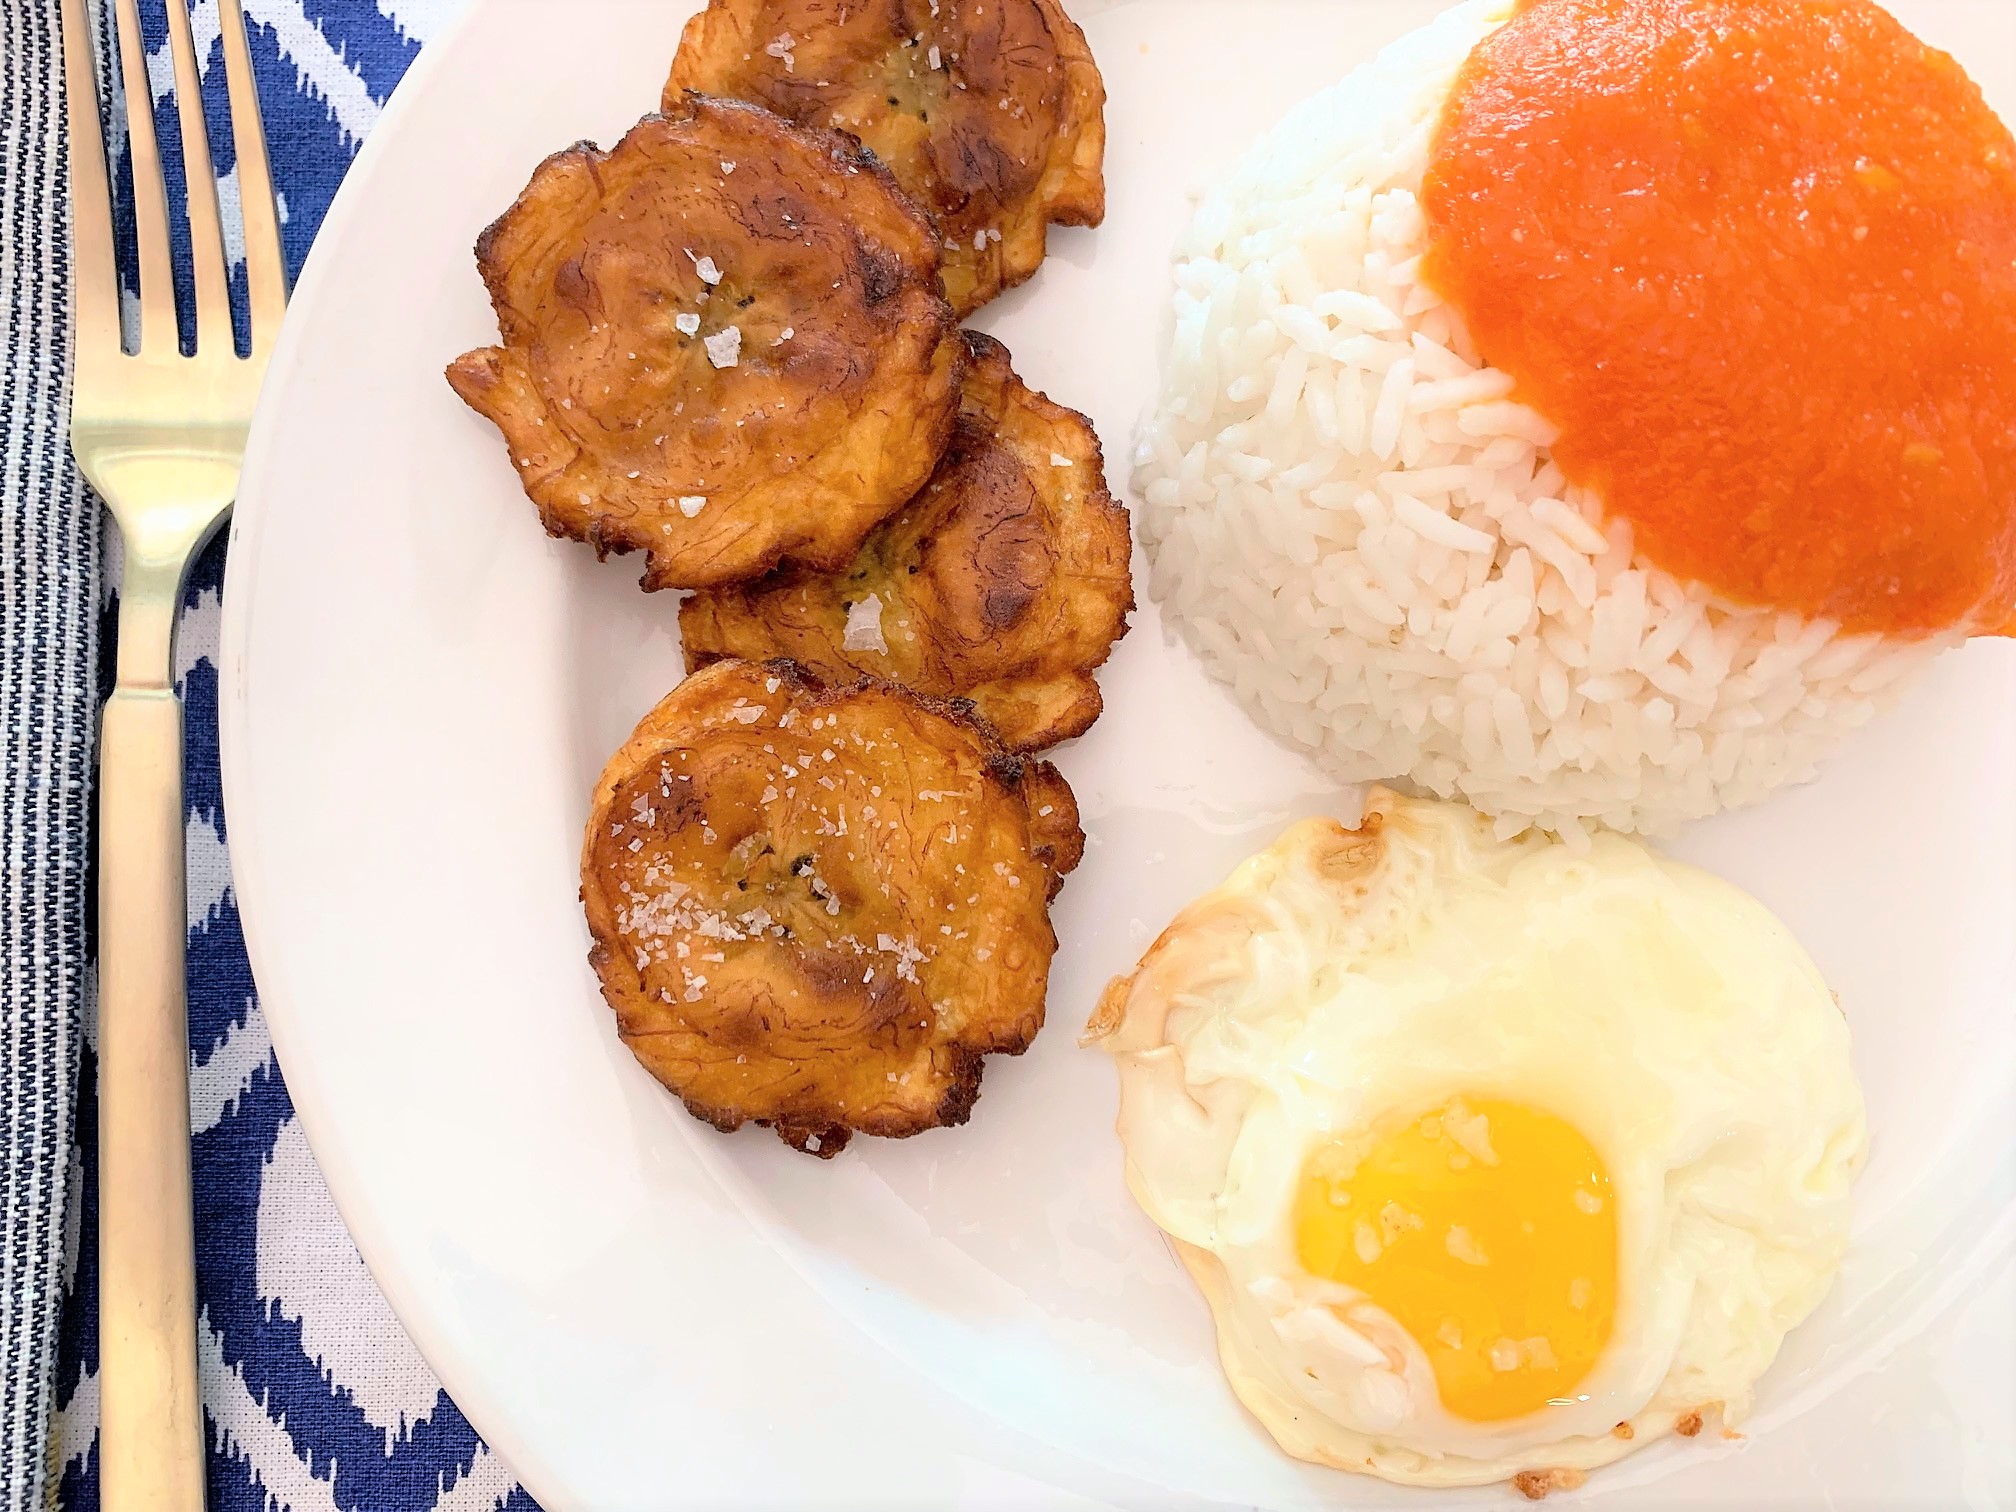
top-left (1421, 0), bottom-right (2016, 636)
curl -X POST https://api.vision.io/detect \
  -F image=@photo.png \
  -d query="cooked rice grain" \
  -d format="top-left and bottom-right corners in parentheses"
top-left (1133, 0), bottom-right (1951, 840)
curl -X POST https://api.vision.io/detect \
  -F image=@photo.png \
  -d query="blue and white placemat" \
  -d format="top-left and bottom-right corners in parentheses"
top-left (9, 1), bottom-right (537, 1507)
top-left (1, 1), bottom-right (101, 1505)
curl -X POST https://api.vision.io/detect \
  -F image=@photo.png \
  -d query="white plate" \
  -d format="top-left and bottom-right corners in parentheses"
top-left (220, 1), bottom-right (2016, 1507)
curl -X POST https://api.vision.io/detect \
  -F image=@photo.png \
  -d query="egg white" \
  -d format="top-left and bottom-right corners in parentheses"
top-left (1091, 790), bottom-right (1866, 1488)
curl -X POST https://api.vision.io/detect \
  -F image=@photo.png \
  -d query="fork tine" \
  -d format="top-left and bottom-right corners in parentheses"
top-left (217, 0), bottom-right (288, 354)
top-left (62, 0), bottom-right (120, 363)
top-left (161, 0), bottom-right (232, 354)
top-left (113, 0), bottom-right (175, 355)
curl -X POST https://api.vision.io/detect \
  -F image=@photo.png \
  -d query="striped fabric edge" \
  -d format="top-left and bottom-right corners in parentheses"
top-left (0, 1), bottom-right (101, 1509)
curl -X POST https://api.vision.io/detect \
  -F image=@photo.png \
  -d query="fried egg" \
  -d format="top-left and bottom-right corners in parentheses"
top-left (1089, 790), bottom-right (1866, 1490)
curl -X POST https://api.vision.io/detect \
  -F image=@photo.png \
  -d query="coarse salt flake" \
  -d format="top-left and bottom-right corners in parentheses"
top-left (704, 326), bottom-right (742, 368)
top-left (843, 593), bottom-right (889, 654)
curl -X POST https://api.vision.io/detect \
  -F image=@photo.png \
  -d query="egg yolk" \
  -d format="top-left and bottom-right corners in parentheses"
top-left (1294, 1097), bottom-right (1616, 1422)
top-left (1421, 0), bottom-right (2016, 636)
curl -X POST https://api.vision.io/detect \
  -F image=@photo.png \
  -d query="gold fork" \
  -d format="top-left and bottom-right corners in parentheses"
top-left (61, 0), bottom-right (285, 1505)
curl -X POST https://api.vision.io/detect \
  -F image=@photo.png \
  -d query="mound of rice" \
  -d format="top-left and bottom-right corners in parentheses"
top-left (1133, 0), bottom-right (1954, 841)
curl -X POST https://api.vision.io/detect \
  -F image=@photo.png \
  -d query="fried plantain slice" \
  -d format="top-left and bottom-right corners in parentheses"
top-left (447, 95), bottom-right (964, 590)
top-left (667, 0), bottom-right (1106, 317)
top-left (582, 658), bottom-right (1084, 1157)
top-left (679, 332), bottom-right (1132, 751)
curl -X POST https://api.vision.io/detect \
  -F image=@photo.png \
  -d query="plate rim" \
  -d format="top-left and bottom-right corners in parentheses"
top-left (218, 1), bottom-right (582, 1502)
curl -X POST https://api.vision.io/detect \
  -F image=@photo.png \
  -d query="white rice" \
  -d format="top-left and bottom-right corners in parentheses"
top-left (1134, 0), bottom-right (1955, 841)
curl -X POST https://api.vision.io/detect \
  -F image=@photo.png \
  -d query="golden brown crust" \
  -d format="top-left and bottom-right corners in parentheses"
top-left (1087, 790), bottom-right (1442, 1057)
top-left (668, 0), bottom-right (1106, 316)
top-left (1019, 759), bottom-right (1086, 884)
top-left (1511, 1469), bottom-right (1587, 1501)
top-left (581, 658), bottom-right (1083, 1156)
top-left (679, 331), bottom-right (1132, 751)
top-left (447, 95), bottom-right (964, 590)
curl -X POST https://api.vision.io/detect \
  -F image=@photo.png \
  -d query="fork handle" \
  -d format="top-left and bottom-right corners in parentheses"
top-left (97, 686), bottom-right (207, 1512)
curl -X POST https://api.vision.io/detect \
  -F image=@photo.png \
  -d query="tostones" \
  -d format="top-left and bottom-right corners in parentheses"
top-left (667, 0), bottom-right (1106, 317)
top-left (679, 332), bottom-right (1133, 751)
top-left (447, 95), bottom-right (963, 590)
top-left (581, 658), bottom-right (1084, 1156)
